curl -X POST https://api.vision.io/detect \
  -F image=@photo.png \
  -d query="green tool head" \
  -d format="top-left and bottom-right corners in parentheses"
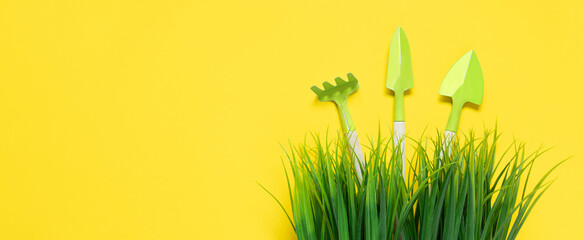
top-left (439, 50), bottom-right (484, 106)
top-left (311, 73), bottom-right (359, 103)
top-left (386, 26), bottom-right (413, 93)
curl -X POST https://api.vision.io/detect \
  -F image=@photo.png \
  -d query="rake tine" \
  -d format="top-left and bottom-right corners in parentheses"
top-left (347, 73), bottom-right (358, 82)
top-left (310, 86), bottom-right (324, 95)
top-left (322, 82), bottom-right (335, 90)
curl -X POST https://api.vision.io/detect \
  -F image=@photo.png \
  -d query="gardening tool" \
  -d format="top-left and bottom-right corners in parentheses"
top-left (311, 73), bottom-right (365, 181)
top-left (386, 26), bottom-right (413, 179)
top-left (439, 50), bottom-right (484, 156)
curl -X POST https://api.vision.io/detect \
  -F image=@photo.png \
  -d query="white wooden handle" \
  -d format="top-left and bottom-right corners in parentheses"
top-left (393, 122), bottom-right (406, 179)
top-left (347, 130), bottom-right (365, 181)
top-left (440, 130), bottom-right (456, 159)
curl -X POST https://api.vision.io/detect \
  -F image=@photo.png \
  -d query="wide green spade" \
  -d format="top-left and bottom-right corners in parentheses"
top-left (439, 50), bottom-right (484, 153)
top-left (386, 26), bottom-right (413, 178)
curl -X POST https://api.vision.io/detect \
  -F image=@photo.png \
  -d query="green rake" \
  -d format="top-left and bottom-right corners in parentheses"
top-left (311, 73), bottom-right (365, 181)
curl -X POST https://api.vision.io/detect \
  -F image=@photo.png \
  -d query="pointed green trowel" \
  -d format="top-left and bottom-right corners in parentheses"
top-left (439, 50), bottom-right (484, 155)
top-left (386, 26), bottom-right (413, 178)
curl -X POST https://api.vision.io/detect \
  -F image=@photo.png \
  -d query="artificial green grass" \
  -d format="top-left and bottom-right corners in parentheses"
top-left (261, 128), bottom-right (566, 240)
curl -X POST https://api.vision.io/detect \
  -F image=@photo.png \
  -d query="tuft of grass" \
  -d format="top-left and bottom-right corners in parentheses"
top-left (261, 128), bottom-right (566, 240)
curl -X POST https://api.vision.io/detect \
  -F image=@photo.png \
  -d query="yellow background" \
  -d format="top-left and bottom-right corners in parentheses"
top-left (0, 0), bottom-right (582, 239)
